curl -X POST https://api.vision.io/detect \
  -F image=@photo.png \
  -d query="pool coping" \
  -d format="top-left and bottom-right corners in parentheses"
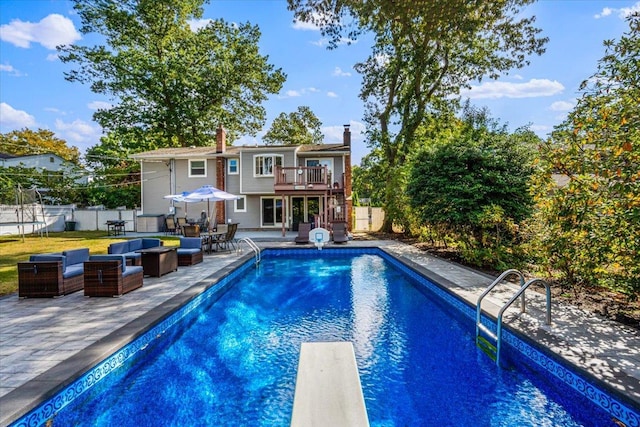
top-left (2, 244), bottom-right (639, 426)
top-left (0, 253), bottom-right (254, 426)
top-left (381, 248), bottom-right (640, 421)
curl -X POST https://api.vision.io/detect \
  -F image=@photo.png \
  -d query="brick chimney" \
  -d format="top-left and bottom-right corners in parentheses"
top-left (343, 124), bottom-right (353, 232)
top-left (216, 125), bottom-right (226, 153)
top-left (215, 125), bottom-right (226, 222)
top-left (343, 124), bottom-right (351, 148)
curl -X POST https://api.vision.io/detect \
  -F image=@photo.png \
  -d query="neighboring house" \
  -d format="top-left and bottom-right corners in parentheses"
top-left (131, 125), bottom-right (353, 232)
top-left (0, 153), bottom-right (90, 185)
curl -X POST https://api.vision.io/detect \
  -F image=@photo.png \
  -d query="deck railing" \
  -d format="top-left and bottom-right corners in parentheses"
top-left (275, 166), bottom-right (330, 188)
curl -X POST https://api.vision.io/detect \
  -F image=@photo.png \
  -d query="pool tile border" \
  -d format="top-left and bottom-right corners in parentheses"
top-left (8, 254), bottom-right (254, 427)
top-left (376, 248), bottom-right (639, 427)
top-left (9, 247), bottom-right (639, 427)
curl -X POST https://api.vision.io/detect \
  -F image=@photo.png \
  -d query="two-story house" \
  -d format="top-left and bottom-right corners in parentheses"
top-left (131, 125), bottom-right (353, 233)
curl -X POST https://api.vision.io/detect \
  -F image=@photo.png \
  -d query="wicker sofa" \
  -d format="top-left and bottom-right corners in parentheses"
top-left (84, 255), bottom-right (144, 297)
top-left (107, 238), bottom-right (162, 266)
top-left (177, 237), bottom-right (204, 266)
top-left (17, 248), bottom-right (90, 298)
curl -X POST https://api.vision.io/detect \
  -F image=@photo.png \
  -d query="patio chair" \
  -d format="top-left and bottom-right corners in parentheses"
top-left (183, 224), bottom-right (200, 237)
top-left (216, 223), bottom-right (238, 252)
top-left (177, 237), bottom-right (204, 266)
top-left (165, 216), bottom-right (177, 235)
top-left (332, 222), bottom-right (349, 244)
top-left (176, 217), bottom-right (188, 234)
top-left (84, 255), bottom-right (144, 297)
top-left (17, 248), bottom-right (89, 298)
top-left (295, 222), bottom-right (311, 244)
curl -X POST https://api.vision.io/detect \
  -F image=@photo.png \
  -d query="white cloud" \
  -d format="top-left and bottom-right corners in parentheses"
top-left (619, 2), bottom-right (640, 17)
top-left (292, 19), bottom-right (320, 31)
top-left (54, 118), bottom-right (100, 144)
top-left (44, 107), bottom-right (65, 115)
top-left (285, 89), bottom-right (301, 97)
top-left (88, 101), bottom-right (112, 110)
top-left (311, 36), bottom-right (356, 47)
top-left (332, 66), bottom-right (351, 77)
top-left (0, 102), bottom-right (36, 128)
top-left (0, 63), bottom-right (22, 76)
top-left (594, 7), bottom-right (613, 18)
top-left (0, 14), bottom-right (81, 49)
top-left (46, 53), bottom-right (59, 61)
top-left (530, 124), bottom-right (552, 136)
top-left (594, 2), bottom-right (640, 18)
top-left (321, 120), bottom-right (365, 143)
top-left (311, 38), bottom-right (329, 47)
top-left (461, 79), bottom-right (564, 99)
top-left (327, 91), bottom-right (338, 98)
top-left (279, 87), bottom-right (320, 99)
top-left (549, 100), bottom-right (575, 111)
top-left (188, 18), bottom-right (213, 32)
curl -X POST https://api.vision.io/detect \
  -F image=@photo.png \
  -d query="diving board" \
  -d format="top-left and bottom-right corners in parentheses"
top-left (290, 341), bottom-right (369, 427)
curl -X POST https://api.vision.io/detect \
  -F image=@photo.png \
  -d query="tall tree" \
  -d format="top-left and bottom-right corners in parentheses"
top-left (263, 106), bottom-right (323, 145)
top-left (0, 128), bottom-right (81, 163)
top-left (60, 0), bottom-right (286, 148)
top-left (407, 106), bottom-right (539, 268)
top-left (288, 0), bottom-right (547, 231)
top-left (531, 14), bottom-right (640, 298)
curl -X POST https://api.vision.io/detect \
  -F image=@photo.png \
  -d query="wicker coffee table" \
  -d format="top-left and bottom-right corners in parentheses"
top-left (137, 246), bottom-right (178, 277)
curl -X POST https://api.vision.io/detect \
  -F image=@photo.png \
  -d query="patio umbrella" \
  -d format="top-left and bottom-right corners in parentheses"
top-left (163, 191), bottom-right (190, 215)
top-left (182, 185), bottom-right (240, 230)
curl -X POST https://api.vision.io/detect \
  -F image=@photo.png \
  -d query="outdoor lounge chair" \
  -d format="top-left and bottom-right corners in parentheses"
top-left (177, 237), bottom-right (204, 266)
top-left (295, 223), bottom-right (311, 244)
top-left (332, 222), bottom-right (349, 244)
top-left (84, 255), bottom-right (144, 297)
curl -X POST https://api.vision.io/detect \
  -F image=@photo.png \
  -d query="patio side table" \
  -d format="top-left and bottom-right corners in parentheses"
top-left (137, 246), bottom-right (178, 277)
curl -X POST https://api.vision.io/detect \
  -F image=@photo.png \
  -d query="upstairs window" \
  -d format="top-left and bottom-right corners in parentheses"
top-left (254, 155), bottom-right (282, 177)
top-left (228, 158), bottom-right (239, 175)
top-left (189, 159), bottom-right (206, 177)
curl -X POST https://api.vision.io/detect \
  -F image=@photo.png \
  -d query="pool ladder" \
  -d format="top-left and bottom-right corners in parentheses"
top-left (237, 237), bottom-right (261, 265)
top-left (475, 269), bottom-right (552, 366)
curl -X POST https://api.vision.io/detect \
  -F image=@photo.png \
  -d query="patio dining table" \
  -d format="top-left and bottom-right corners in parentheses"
top-left (202, 230), bottom-right (226, 253)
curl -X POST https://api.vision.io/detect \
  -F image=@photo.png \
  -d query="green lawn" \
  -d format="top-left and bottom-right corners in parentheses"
top-left (0, 232), bottom-right (180, 296)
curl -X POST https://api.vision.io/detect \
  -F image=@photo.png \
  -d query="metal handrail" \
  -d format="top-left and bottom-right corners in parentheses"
top-left (237, 237), bottom-right (261, 265)
top-left (475, 269), bottom-right (525, 339)
top-left (495, 278), bottom-right (552, 364)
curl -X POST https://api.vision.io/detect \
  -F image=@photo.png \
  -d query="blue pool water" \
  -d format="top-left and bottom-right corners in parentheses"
top-left (36, 251), bottom-right (632, 426)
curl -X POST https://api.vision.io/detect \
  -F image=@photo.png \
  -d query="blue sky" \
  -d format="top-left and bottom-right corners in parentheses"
top-left (1, 0), bottom-right (638, 165)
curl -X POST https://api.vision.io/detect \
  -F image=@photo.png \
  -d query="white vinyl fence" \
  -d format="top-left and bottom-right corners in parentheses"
top-left (0, 205), bottom-right (140, 235)
top-left (353, 206), bottom-right (385, 232)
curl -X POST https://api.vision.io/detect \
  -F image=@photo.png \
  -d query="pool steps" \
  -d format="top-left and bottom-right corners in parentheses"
top-left (476, 269), bottom-right (552, 366)
top-left (290, 342), bottom-right (370, 427)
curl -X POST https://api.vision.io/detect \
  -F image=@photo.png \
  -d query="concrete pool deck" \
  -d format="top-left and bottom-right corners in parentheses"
top-left (0, 236), bottom-right (638, 425)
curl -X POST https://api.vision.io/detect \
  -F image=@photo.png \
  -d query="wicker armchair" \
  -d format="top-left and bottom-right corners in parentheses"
top-left (177, 237), bottom-right (204, 266)
top-left (17, 248), bottom-right (89, 298)
top-left (84, 255), bottom-right (144, 297)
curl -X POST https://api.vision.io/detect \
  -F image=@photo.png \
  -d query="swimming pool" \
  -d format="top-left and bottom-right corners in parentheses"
top-left (12, 248), bottom-right (639, 426)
